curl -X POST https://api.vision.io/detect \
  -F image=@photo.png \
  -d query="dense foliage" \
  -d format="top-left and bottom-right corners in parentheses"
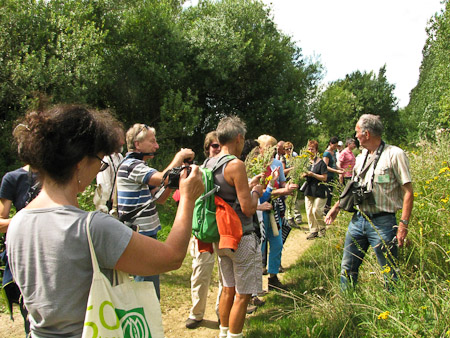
top-left (313, 66), bottom-right (401, 144)
top-left (0, 0), bottom-right (323, 174)
top-left (406, 0), bottom-right (450, 139)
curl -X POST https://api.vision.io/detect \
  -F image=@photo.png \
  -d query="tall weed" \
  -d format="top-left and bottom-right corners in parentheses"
top-left (246, 136), bottom-right (450, 337)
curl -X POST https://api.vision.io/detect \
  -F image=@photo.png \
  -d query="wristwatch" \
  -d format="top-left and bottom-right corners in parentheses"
top-left (399, 219), bottom-right (409, 226)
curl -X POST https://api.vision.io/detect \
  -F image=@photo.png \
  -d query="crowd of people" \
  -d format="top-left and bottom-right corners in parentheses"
top-left (0, 106), bottom-right (413, 338)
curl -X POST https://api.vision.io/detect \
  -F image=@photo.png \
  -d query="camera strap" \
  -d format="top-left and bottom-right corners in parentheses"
top-left (119, 180), bottom-right (167, 223)
top-left (356, 140), bottom-right (385, 185)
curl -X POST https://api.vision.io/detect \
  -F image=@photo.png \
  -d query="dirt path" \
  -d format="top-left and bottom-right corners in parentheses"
top-left (0, 227), bottom-right (313, 338)
top-left (162, 226), bottom-right (313, 338)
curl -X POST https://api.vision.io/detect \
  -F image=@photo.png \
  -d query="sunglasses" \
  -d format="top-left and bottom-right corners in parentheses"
top-left (284, 147), bottom-right (292, 151)
top-left (137, 124), bottom-right (150, 137)
top-left (94, 155), bottom-right (109, 172)
top-left (210, 143), bottom-right (220, 149)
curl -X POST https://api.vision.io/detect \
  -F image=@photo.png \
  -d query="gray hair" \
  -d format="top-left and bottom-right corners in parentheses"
top-left (216, 116), bottom-right (246, 145)
top-left (346, 138), bottom-right (356, 147)
top-left (357, 114), bottom-right (383, 137)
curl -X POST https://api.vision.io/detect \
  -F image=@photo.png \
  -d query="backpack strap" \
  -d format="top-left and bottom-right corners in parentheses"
top-left (199, 155), bottom-right (236, 201)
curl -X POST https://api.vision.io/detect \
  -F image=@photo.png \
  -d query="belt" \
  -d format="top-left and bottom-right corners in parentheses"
top-left (359, 211), bottom-right (395, 219)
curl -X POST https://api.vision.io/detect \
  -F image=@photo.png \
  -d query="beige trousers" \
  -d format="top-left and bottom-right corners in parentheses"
top-left (304, 196), bottom-right (327, 233)
top-left (189, 237), bottom-right (222, 320)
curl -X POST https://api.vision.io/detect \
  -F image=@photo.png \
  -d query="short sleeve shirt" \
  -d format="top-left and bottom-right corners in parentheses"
top-left (353, 144), bottom-right (412, 214)
top-left (323, 150), bottom-right (337, 180)
top-left (7, 206), bottom-right (133, 337)
top-left (117, 157), bottom-right (161, 236)
top-left (0, 168), bottom-right (36, 211)
top-left (304, 159), bottom-right (328, 198)
top-left (338, 148), bottom-right (356, 178)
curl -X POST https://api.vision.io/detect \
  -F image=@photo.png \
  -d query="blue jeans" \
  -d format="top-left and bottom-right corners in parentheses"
top-left (340, 212), bottom-right (398, 290)
top-left (261, 211), bottom-right (283, 275)
top-left (135, 234), bottom-right (160, 300)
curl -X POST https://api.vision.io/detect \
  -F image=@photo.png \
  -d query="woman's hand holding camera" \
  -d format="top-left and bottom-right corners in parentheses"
top-left (179, 165), bottom-right (204, 202)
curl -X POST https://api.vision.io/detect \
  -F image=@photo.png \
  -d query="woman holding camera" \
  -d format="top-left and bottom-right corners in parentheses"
top-left (7, 105), bottom-right (204, 337)
top-left (303, 140), bottom-right (328, 240)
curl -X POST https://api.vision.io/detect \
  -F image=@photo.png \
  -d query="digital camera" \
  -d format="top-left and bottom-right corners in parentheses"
top-left (352, 181), bottom-right (375, 205)
top-left (166, 165), bottom-right (192, 189)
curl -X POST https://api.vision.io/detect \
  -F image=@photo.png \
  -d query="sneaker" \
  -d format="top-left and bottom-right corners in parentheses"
top-left (262, 267), bottom-right (268, 275)
top-left (288, 218), bottom-right (300, 229)
top-left (185, 318), bottom-right (202, 329)
top-left (295, 216), bottom-right (303, 224)
top-left (306, 232), bottom-right (319, 240)
top-left (319, 229), bottom-right (326, 237)
top-left (246, 304), bottom-right (257, 314)
top-left (278, 265), bottom-right (285, 273)
top-left (251, 296), bottom-right (266, 307)
top-left (268, 275), bottom-right (288, 291)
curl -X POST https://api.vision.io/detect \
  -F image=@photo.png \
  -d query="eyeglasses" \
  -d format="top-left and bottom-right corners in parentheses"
top-left (284, 148), bottom-right (292, 151)
top-left (210, 143), bottom-right (220, 149)
top-left (94, 155), bottom-right (109, 172)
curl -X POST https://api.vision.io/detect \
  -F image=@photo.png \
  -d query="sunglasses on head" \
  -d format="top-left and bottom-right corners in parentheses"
top-left (94, 155), bottom-right (109, 172)
top-left (138, 124), bottom-right (150, 135)
top-left (210, 143), bottom-right (220, 149)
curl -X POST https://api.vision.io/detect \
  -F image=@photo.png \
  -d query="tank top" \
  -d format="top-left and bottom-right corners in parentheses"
top-left (204, 155), bottom-right (254, 233)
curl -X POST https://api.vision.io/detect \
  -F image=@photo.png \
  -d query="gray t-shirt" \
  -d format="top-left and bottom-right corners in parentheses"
top-left (7, 206), bottom-right (133, 338)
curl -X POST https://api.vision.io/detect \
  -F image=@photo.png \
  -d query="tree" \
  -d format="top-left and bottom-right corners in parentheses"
top-left (406, 0), bottom-right (450, 139)
top-left (181, 0), bottom-right (323, 149)
top-left (314, 66), bottom-right (400, 144)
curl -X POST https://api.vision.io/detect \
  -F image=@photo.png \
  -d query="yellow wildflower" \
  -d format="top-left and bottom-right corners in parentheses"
top-left (414, 192), bottom-right (418, 197)
top-left (441, 197), bottom-right (449, 204)
top-left (381, 265), bottom-right (391, 274)
top-left (421, 306), bottom-right (427, 310)
top-left (377, 311), bottom-right (390, 320)
top-left (439, 167), bottom-right (450, 174)
top-left (434, 176), bottom-right (439, 180)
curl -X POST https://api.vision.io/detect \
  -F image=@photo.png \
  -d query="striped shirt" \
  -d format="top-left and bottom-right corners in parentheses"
top-left (117, 157), bottom-right (161, 236)
top-left (353, 144), bottom-right (411, 214)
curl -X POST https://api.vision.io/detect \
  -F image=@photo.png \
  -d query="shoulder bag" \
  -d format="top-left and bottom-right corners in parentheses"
top-left (82, 212), bottom-right (164, 338)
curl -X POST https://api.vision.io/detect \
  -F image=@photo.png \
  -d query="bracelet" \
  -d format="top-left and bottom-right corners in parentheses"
top-left (251, 190), bottom-right (261, 197)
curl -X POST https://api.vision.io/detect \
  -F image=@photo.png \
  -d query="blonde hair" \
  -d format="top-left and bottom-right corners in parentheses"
top-left (257, 134), bottom-right (277, 148)
top-left (126, 124), bottom-right (156, 151)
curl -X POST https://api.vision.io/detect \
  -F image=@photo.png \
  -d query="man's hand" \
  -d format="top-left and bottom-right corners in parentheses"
top-left (176, 148), bottom-right (195, 164)
top-left (397, 224), bottom-right (408, 247)
top-left (257, 201), bottom-right (272, 211)
top-left (325, 203), bottom-right (340, 224)
top-left (179, 165), bottom-right (204, 202)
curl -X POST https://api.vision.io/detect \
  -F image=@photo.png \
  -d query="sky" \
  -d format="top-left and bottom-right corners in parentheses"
top-left (260, 0), bottom-right (445, 108)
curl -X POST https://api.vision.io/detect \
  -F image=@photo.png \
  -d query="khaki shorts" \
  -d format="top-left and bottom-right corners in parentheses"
top-left (215, 233), bottom-right (262, 295)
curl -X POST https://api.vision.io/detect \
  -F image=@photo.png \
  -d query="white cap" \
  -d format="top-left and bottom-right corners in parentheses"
top-left (338, 141), bottom-right (343, 146)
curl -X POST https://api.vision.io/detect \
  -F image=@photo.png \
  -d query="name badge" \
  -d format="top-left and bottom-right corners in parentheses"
top-left (377, 174), bottom-right (390, 183)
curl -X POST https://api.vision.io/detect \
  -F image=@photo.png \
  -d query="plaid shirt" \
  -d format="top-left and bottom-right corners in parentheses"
top-left (353, 144), bottom-right (411, 214)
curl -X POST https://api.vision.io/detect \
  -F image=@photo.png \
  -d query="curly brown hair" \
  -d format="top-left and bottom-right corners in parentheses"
top-left (14, 105), bottom-right (123, 184)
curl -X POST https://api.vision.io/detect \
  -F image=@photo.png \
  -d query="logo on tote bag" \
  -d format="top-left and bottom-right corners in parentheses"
top-left (116, 307), bottom-right (151, 338)
top-left (84, 301), bottom-right (151, 338)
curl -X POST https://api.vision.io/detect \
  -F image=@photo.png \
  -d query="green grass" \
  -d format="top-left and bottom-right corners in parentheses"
top-left (244, 136), bottom-right (450, 337)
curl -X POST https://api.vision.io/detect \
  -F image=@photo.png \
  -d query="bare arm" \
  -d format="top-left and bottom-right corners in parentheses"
top-left (224, 159), bottom-right (261, 217)
top-left (147, 148), bottom-right (195, 186)
top-left (0, 198), bottom-right (12, 233)
top-left (323, 155), bottom-right (344, 174)
top-left (397, 182), bottom-right (414, 247)
top-left (115, 165), bottom-right (204, 275)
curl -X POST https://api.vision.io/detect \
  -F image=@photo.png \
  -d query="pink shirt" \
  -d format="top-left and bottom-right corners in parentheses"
top-left (338, 148), bottom-right (356, 178)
